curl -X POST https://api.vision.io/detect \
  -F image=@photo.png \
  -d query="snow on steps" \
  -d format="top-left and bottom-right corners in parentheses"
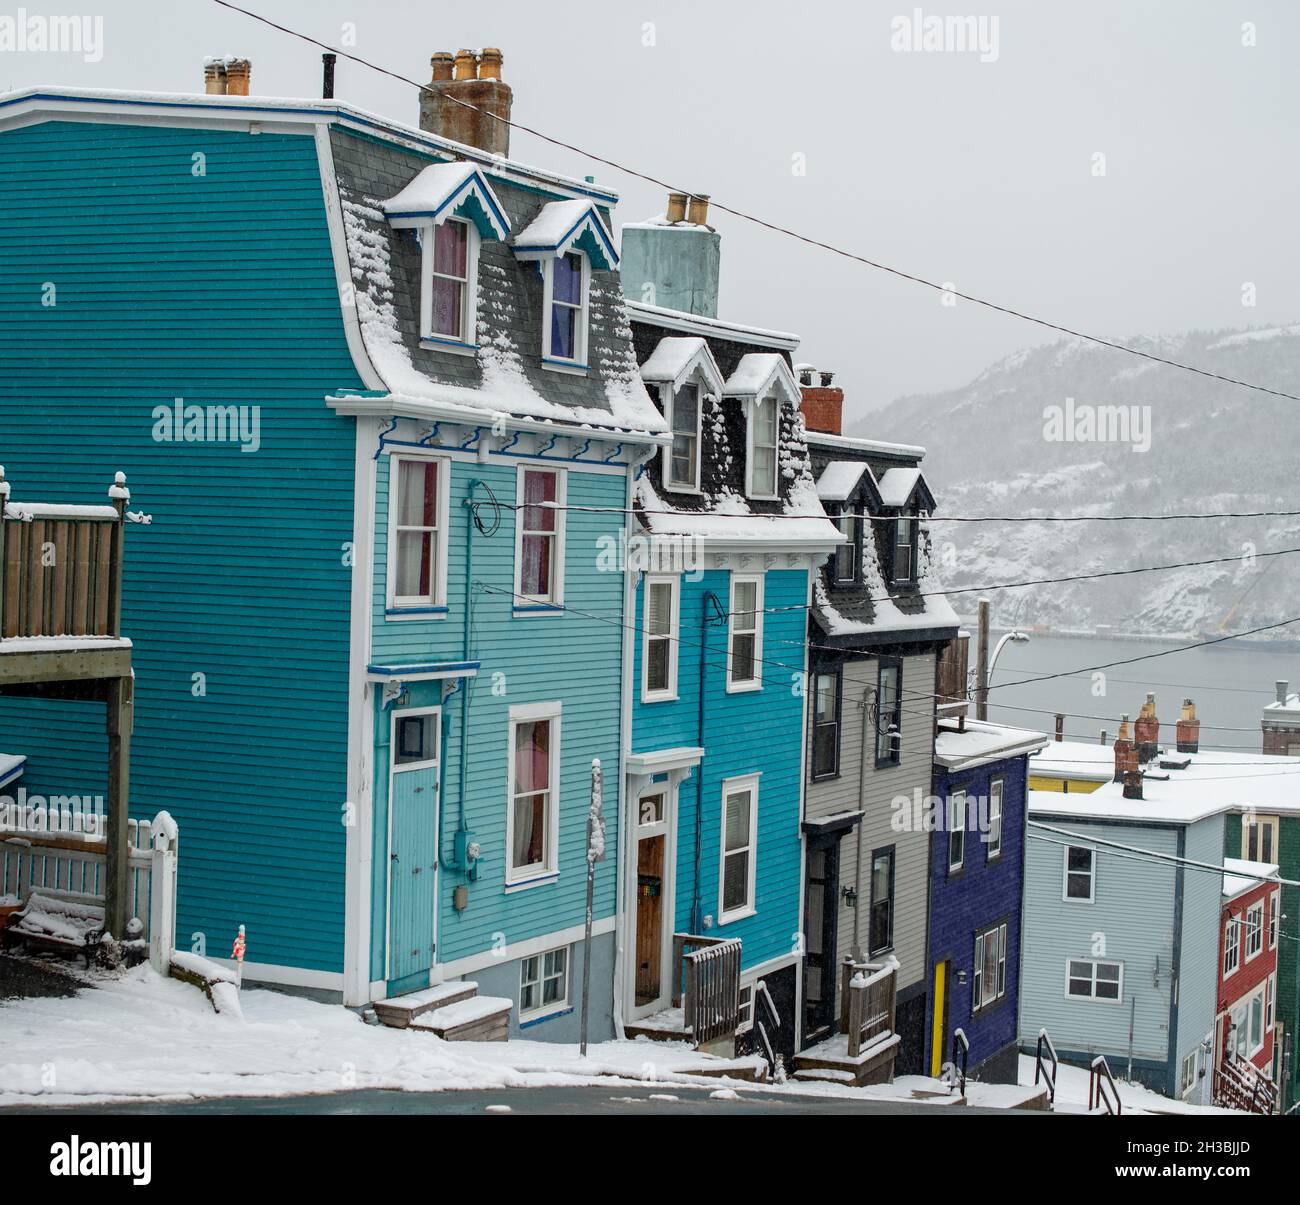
top-left (373, 980), bottom-right (510, 1042)
top-left (791, 1029), bottom-right (900, 1087)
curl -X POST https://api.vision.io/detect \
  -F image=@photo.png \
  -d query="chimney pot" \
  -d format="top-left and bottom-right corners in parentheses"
top-left (1277, 680), bottom-right (1289, 705)
top-left (420, 46), bottom-right (512, 157)
top-left (1134, 692), bottom-right (1160, 764)
top-left (819, 370), bottom-right (835, 387)
top-left (225, 58), bottom-right (251, 97)
top-left (1055, 713), bottom-right (1064, 742)
top-left (666, 192), bottom-right (689, 224)
top-left (1176, 697), bottom-right (1200, 754)
top-left (686, 193), bottom-right (711, 226)
top-left (453, 49), bottom-right (478, 80)
top-left (1113, 714), bottom-right (1138, 782)
top-left (203, 60), bottom-right (227, 95)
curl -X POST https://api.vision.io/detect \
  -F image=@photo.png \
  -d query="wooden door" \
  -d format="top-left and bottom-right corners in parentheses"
top-left (803, 840), bottom-right (839, 1042)
top-left (389, 763), bottom-right (438, 982)
top-left (636, 833), bottom-right (665, 1006)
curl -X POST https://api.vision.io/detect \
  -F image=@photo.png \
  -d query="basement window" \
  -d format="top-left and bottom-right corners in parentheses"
top-left (520, 946), bottom-right (569, 1020)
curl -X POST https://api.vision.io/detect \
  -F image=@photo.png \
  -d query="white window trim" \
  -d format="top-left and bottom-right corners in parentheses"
top-left (744, 394), bottom-right (781, 501)
top-left (1243, 813), bottom-right (1279, 863)
top-left (1063, 844), bottom-right (1096, 903)
top-left (391, 705), bottom-right (441, 775)
top-left (1270, 889), bottom-right (1280, 950)
top-left (418, 216), bottom-right (481, 350)
top-left (386, 452), bottom-right (452, 613)
top-left (641, 573), bottom-right (680, 703)
top-left (726, 573), bottom-right (764, 693)
top-left (540, 251), bottom-right (590, 370)
top-left (947, 791), bottom-right (966, 872)
top-left (1247, 983), bottom-right (1267, 1057)
top-left (513, 465), bottom-right (567, 611)
top-left (718, 772), bottom-right (760, 925)
top-left (1245, 901), bottom-right (1265, 962)
top-left (973, 921), bottom-right (1008, 1011)
top-left (987, 778), bottom-right (1004, 860)
top-left (660, 379), bottom-right (705, 495)
top-left (1224, 918), bottom-right (1240, 979)
top-left (505, 700), bottom-right (562, 888)
top-left (735, 978), bottom-right (755, 1034)
top-left (518, 943), bottom-right (571, 1022)
top-left (1064, 957), bottom-right (1124, 1004)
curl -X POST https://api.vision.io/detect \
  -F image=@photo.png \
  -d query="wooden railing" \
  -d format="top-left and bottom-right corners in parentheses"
top-left (840, 955), bottom-right (898, 1058)
top-left (671, 933), bottom-right (742, 1045)
top-left (0, 469), bottom-right (143, 642)
top-left (1214, 1052), bottom-right (1278, 1115)
top-left (0, 811), bottom-right (178, 971)
top-left (935, 632), bottom-right (970, 727)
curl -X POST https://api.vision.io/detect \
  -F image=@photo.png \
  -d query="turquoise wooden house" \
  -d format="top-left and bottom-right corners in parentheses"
top-left (617, 207), bottom-right (840, 1061)
top-left (0, 69), bottom-right (669, 1038)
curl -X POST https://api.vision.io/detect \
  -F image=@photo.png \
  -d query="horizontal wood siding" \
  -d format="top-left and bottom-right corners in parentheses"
top-left (806, 651), bottom-right (936, 991)
top-left (0, 121), bottom-right (359, 971)
top-left (370, 451), bottom-right (626, 975)
top-left (632, 568), bottom-right (807, 973)
top-left (1020, 816), bottom-right (1179, 1064)
top-left (1177, 813), bottom-right (1224, 1073)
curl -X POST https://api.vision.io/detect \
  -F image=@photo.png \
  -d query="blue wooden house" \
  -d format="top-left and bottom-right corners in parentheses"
top-left (0, 61), bottom-right (672, 1038)
top-left (927, 677), bottom-right (1045, 1084)
top-left (617, 204), bottom-right (840, 1060)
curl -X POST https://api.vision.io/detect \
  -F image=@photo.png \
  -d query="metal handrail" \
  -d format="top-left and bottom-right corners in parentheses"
top-left (951, 1027), bottom-right (969, 1097)
top-left (1035, 1028), bottom-right (1059, 1106)
top-left (1089, 1054), bottom-right (1121, 1116)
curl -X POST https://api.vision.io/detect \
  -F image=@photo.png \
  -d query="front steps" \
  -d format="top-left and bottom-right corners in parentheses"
top-left (791, 1030), bottom-right (901, 1087)
top-left (374, 980), bottom-right (512, 1042)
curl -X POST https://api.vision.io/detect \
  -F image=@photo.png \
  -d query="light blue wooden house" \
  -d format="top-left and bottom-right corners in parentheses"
top-left (0, 69), bottom-right (671, 1039)
top-left (616, 208), bottom-right (840, 1061)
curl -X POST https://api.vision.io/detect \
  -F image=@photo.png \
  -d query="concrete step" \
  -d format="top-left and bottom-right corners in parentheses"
top-left (373, 980), bottom-right (479, 1029)
top-left (411, 995), bottom-right (513, 1042)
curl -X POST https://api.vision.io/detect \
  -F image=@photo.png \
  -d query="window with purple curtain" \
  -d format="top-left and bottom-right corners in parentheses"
top-left (549, 252), bottom-right (583, 360)
top-left (429, 219), bottom-right (469, 339)
top-left (519, 469), bottom-right (558, 602)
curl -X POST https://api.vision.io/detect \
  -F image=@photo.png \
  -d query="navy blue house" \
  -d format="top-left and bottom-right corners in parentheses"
top-left (926, 701), bottom-right (1045, 1084)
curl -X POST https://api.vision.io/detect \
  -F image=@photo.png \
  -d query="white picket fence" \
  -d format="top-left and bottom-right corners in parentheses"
top-left (0, 809), bottom-right (178, 972)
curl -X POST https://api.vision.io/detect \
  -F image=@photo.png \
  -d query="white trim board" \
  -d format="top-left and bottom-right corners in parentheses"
top-left (438, 917), bottom-right (616, 979)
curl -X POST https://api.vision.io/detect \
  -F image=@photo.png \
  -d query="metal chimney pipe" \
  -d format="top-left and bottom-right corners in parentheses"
top-left (322, 52), bottom-right (337, 99)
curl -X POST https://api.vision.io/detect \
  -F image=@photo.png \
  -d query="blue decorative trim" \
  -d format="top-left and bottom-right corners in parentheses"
top-left (574, 438), bottom-right (592, 460)
top-left (374, 416), bottom-right (399, 459)
top-left (499, 431), bottom-right (521, 454)
top-left (366, 660), bottom-right (480, 676)
top-left (419, 423), bottom-right (442, 447)
top-left (385, 605), bottom-right (449, 616)
top-left (541, 356), bottom-right (590, 374)
top-left (459, 426), bottom-right (484, 451)
top-left (519, 1005), bottom-right (575, 1030)
top-left (604, 442), bottom-right (624, 463)
top-left (537, 434), bottom-right (559, 456)
top-left (513, 603), bottom-right (563, 614)
top-left (419, 335), bottom-right (480, 354)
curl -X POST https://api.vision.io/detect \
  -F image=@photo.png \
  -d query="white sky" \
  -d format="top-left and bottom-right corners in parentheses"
top-left (3, 0), bottom-right (1296, 423)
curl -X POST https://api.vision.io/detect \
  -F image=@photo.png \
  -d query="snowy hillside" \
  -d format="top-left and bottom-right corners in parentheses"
top-left (858, 325), bottom-right (1300, 637)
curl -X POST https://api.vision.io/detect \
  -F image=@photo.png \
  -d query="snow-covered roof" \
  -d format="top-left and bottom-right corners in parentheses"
top-left (624, 299), bottom-right (800, 351)
top-left (877, 466), bottom-right (935, 510)
top-left (1031, 740), bottom-right (1116, 781)
top-left (816, 460), bottom-right (877, 503)
top-left (1262, 690), bottom-right (1300, 724)
top-left (380, 162), bottom-right (510, 241)
top-left (512, 199), bottom-right (619, 270)
top-left (934, 718), bottom-right (1048, 770)
top-left (635, 474), bottom-right (841, 547)
top-left (803, 429), bottom-right (927, 462)
top-left (1029, 748), bottom-right (1300, 825)
top-left (639, 336), bottom-right (724, 395)
top-left (722, 354), bottom-right (800, 405)
top-left (1223, 857), bottom-right (1279, 900)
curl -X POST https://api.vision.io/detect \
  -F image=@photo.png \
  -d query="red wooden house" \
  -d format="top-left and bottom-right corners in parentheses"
top-left (1215, 858), bottom-right (1281, 1112)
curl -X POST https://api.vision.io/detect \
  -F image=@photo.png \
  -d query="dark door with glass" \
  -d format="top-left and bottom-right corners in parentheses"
top-left (803, 837), bottom-right (841, 1044)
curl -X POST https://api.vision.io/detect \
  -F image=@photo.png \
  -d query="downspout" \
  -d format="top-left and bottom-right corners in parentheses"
top-left (695, 590), bottom-right (722, 933)
top-left (852, 683), bottom-right (872, 957)
top-left (457, 481), bottom-right (480, 838)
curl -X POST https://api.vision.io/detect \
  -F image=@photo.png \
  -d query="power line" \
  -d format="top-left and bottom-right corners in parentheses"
top-left (209, 0), bottom-right (1300, 405)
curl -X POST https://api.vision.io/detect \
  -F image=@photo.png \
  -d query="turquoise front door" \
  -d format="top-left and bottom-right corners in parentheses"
top-left (388, 709), bottom-right (440, 982)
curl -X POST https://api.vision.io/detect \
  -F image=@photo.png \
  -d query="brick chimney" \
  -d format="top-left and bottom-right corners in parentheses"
top-left (1262, 678), bottom-right (1300, 755)
top-left (621, 189), bottom-right (721, 317)
top-left (418, 47), bottom-right (513, 157)
top-left (1175, 698), bottom-right (1200, 754)
top-left (1134, 692), bottom-right (1160, 764)
top-left (798, 367), bottom-right (844, 436)
top-left (1122, 768), bottom-right (1144, 800)
top-left (1113, 715), bottom-right (1137, 783)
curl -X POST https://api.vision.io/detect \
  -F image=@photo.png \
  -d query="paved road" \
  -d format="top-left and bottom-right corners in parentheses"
top-left (3, 1084), bottom-right (1036, 1115)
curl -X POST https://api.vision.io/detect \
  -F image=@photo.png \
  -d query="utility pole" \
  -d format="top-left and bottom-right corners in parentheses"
top-left (975, 598), bottom-right (990, 721)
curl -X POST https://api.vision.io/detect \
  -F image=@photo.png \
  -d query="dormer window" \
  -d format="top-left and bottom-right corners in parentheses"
top-left (748, 395), bottom-right (779, 499)
top-left (668, 383), bottom-right (701, 491)
top-left (427, 217), bottom-right (476, 344)
top-left (833, 506), bottom-right (860, 584)
top-left (545, 250), bottom-right (588, 364)
top-left (892, 511), bottom-right (916, 585)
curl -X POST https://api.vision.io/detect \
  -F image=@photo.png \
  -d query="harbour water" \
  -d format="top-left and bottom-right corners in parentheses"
top-left (981, 634), bottom-right (1300, 755)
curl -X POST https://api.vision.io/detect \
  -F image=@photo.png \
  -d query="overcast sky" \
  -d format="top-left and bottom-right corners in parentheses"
top-left (4, 0), bottom-right (1296, 423)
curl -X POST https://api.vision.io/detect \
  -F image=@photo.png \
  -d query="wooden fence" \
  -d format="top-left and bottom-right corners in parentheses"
top-left (672, 933), bottom-right (742, 1045)
top-left (840, 955), bottom-right (899, 1058)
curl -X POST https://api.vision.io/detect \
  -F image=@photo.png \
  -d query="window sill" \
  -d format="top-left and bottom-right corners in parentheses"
top-left (717, 907), bottom-right (755, 926)
top-left (810, 770), bottom-right (841, 783)
top-left (641, 691), bottom-right (679, 705)
top-left (541, 358), bottom-right (590, 377)
top-left (386, 604), bottom-right (449, 619)
top-left (664, 482), bottom-right (705, 497)
top-left (726, 680), bottom-right (763, 695)
top-left (519, 1004), bottom-right (573, 1029)
top-left (874, 758), bottom-right (902, 770)
top-left (514, 603), bottom-right (564, 616)
top-left (505, 872), bottom-right (559, 894)
top-left (420, 335), bottom-right (479, 357)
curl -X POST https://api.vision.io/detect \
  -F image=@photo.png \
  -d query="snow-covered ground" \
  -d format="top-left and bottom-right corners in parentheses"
top-left (0, 961), bottom-right (1235, 1113)
top-left (1014, 1055), bottom-right (1233, 1116)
